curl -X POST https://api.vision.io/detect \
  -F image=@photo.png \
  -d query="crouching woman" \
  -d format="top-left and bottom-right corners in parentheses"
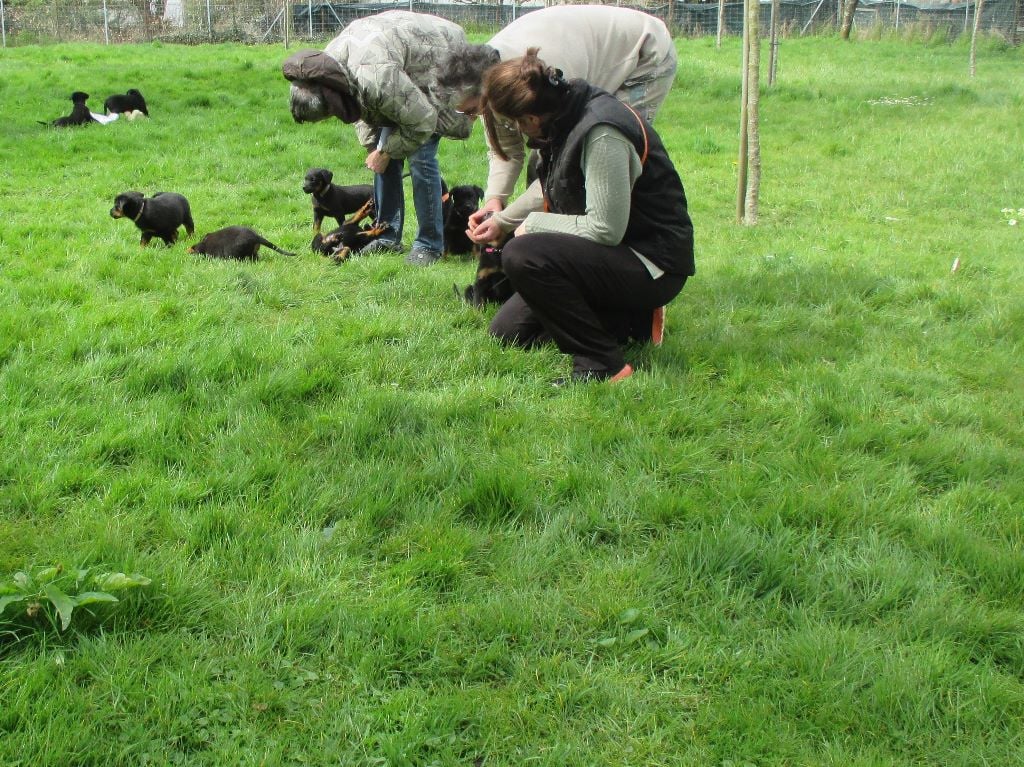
top-left (467, 49), bottom-right (694, 384)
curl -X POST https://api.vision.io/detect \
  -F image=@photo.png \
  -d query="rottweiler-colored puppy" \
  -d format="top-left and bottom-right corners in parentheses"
top-left (443, 184), bottom-right (484, 256)
top-left (110, 191), bottom-right (194, 246)
top-left (302, 168), bottom-right (373, 234)
top-left (457, 242), bottom-right (514, 308)
top-left (188, 226), bottom-right (295, 260)
top-left (104, 89), bottom-right (149, 116)
top-left (41, 92), bottom-right (98, 128)
top-left (310, 198), bottom-right (387, 264)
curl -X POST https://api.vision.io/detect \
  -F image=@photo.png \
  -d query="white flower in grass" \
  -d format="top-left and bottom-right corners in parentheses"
top-left (1010, 219), bottom-right (1019, 227)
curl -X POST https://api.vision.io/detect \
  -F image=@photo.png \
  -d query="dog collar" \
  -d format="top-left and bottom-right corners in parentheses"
top-left (133, 201), bottom-right (145, 223)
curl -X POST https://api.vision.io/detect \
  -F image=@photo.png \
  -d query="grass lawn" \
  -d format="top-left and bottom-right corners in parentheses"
top-left (1, 31), bottom-right (1022, 766)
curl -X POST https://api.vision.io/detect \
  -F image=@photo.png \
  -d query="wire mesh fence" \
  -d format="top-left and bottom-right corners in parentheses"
top-left (0, 0), bottom-right (1020, 46)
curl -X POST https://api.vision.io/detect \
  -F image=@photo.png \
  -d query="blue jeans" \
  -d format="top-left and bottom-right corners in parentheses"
top-left (373, 130), bottom-right (444, 253)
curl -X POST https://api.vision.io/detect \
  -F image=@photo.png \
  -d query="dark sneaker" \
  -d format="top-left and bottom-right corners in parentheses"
top-left (651, 306), bottom-right (665, 346)
top-left (552, 364), bottom-right (634, 387)
top-left (357, 239), bottom-right (400, 257)
top-left (405, 247), bottom-right (441, 267)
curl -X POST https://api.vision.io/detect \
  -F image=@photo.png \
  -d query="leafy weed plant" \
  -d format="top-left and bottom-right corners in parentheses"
top-left (0, 565), bottom-right (151, 633)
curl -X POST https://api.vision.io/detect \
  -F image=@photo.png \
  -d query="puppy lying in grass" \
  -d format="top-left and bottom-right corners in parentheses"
top-left (40, 92), bottom-right (98, 127)
top-left (104, 89), bottom-right (149, 117)
top-left (188, 227), bottom-right (296, 260)
top-left (310, 198), bottom-right (387, 264)
top-left (302, 167), bottom-right (373, 234)
top-left (110, 191), bottom-right (194, 246)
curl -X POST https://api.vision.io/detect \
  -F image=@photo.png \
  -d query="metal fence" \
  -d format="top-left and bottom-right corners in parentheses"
top-left (0, 0), bottom-right (1020, 46)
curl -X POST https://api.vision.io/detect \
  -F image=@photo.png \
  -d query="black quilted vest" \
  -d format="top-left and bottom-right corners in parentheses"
top-left (535, 82), bottom-right (695, 277)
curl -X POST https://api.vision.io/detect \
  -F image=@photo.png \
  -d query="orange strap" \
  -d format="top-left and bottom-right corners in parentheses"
top-left (623, 104), bottom-right (650, 166)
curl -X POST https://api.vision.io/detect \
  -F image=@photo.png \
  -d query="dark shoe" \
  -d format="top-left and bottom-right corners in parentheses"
top-left (404, 246), bottom-right (442, 266)
top-left (552, 364), bottom-right (634, 387)
top-left (357, 239), bottom-right (400, 257)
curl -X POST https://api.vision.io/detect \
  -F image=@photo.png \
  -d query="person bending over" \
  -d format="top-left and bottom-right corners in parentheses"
top-left (438, 4), bottom-right (678, 230)
top-left (284, 11), bottom-right (476, 266)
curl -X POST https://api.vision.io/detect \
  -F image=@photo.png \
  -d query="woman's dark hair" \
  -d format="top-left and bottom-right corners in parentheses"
top-left (480, 48), bottom-right (569, 161)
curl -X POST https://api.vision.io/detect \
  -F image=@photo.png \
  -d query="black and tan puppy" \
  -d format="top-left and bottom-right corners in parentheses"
top-left (104, 89), bottom-right (149, 116)
top-left (457, 243), bottom-right (514, 308)
top-left (40, 92), bottom-right (98, 127)
top-left (443, 184), bottom-right (484, 256)
top-left (110, 191), bottom-right (194, 246)
top-left (302, 168), bottom-right (373, 234)
top-left (311, 198), bottom-right (387, 264)
top-left (188, 227), bottom-right (296, 260)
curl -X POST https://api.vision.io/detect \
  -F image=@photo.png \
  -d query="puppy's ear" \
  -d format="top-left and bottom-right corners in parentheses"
top-left (473, 186), bottom-right (484, 202)
top-left (323, 169), bottom-right (333, 185)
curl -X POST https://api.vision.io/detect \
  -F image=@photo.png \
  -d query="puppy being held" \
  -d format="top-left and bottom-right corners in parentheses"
top-left (311, 198), bottom-right (387, 264)
top-left (40, 92), bottom-right (98, 128)
top-left (104, 89), bottom-right (150, 117)
top-left (110, 191), bottom-right (194, 246)
top-left (457, 241), bottom-right (514, 308)
top-left (188, 227), bottom-right (296, 260)
top-left (302, 167), bottom-right (373, 234)
top-left (443, 184), bottom-right (484, 256)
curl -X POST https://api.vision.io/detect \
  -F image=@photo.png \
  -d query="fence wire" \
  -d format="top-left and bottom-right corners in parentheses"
top-left (0, 0), bottom-right (1020, 46)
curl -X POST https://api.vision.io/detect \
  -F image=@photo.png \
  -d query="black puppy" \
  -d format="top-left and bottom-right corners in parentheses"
top-left (110, 191), bottom-right (194, 246)
top-left (302, 168), bottom-right (373, 234)
top-left (457, 243), bottom-right (514, 308)
top-left (443, 184), bottom-right (484, 256)
top-left (104, 89), bottom-right (149, 116)
top-left (40, 92), bottom-right (98, 128)
top-left (311, 198), bottom-right (387, 264)
top-left (188, 227), bottom-right (296, 260)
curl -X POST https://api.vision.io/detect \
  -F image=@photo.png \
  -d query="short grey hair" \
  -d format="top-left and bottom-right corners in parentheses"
top-left (437, 44), bottom-right (501, 93)
top-left (289, 82), bottom-right (329, 123)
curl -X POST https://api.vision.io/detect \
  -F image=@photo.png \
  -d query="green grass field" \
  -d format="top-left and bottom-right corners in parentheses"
top-left (1, 31), bottom-right (1022, 766)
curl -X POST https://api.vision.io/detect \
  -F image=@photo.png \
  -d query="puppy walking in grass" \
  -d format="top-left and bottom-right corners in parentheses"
top-left (302, 168), bottom-right (373, 235)
top-left (110, 191), bottom-right (194, 246)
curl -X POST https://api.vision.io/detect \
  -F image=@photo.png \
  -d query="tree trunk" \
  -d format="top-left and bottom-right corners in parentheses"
top-left (743, 0), bottom-right (761, 225)
top-left (969, 0), bottom-right (985, 77)
top-left (736, 0), bottom-right (750, 223)
top-left (840, 0), bottom-right (858, 39)
top-left (769, 0), bottom-right (780, 85)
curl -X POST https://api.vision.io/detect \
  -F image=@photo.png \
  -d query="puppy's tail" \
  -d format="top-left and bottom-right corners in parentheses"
top-left (257, 236), bottom-right (297, 257)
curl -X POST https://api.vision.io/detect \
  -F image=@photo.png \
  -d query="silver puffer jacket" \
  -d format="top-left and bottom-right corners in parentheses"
top-left (322, 10), bottom-right (474, 158)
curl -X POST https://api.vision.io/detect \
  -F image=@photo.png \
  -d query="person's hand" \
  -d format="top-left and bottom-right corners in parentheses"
top-left (365, 149), bottom-right (390, 174)
top-left (467, 215), bottom-right (504, 245)
top-left (467, 198), bottom-right (503, 230)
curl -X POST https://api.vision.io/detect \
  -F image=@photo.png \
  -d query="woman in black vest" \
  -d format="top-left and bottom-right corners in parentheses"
top-left (467, 49), bottom-right (694, 384)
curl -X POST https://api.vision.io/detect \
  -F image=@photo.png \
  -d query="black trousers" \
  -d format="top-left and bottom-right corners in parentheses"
top-left (489, 232), bottom-right (687, 373)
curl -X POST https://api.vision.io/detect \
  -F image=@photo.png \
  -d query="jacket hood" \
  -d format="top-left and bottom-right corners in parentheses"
top-left (282, 49), bottom-right (361, 124)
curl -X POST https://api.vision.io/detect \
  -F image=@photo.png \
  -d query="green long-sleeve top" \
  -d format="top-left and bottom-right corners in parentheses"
top-left (493, 124), bottom-right (664, 279)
